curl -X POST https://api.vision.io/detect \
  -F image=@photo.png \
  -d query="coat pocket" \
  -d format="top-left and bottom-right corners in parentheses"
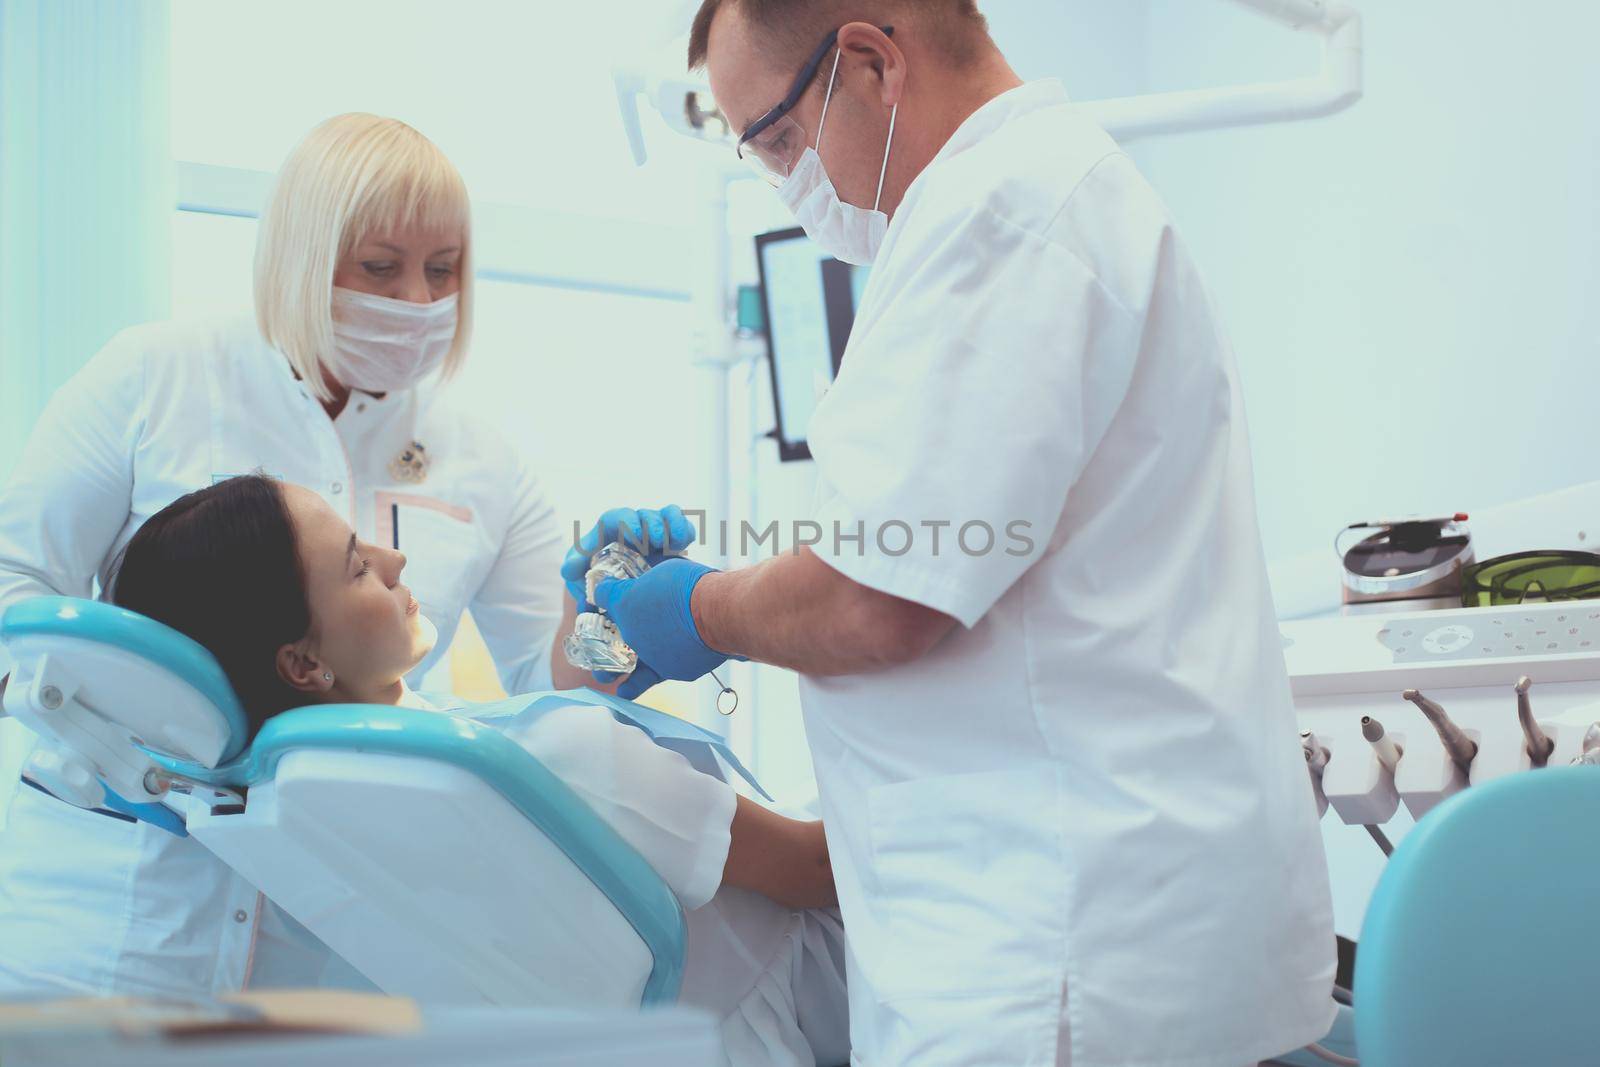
top-left (863, 764), bottom-right (1068, 1004)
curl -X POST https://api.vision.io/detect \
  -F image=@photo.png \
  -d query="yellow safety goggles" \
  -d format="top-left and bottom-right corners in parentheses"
top-left (1461, 551), bottom-right (1600, 607)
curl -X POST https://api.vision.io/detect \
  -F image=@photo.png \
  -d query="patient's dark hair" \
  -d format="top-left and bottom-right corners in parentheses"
top-left (112, 474), bottom-right (311, 740)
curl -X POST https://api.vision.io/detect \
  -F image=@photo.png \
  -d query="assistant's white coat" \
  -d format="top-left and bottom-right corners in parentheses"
top-left (800, 80), bottom-right (1337, 1066)
top-left (0, 315), bottom-right (566, 692)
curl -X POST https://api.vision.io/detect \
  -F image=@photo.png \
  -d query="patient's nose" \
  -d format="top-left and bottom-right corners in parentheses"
top-left (383, 548), bottom-right (407, 585)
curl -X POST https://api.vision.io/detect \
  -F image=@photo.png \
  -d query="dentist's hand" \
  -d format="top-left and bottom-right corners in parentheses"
top-left (594, 557), bottom-right (728, 699)
top-left (562, 506), bottom-right (698, 610)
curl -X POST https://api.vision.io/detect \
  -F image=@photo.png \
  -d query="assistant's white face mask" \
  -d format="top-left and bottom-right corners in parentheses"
top-left (777, 51), bottom-right (898, 267)
top-left (327, 287), bottom-right (458, 394)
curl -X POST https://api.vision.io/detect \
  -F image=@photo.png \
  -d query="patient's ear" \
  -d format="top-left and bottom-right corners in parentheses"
top-left (276, 643), bottom-right (331, 695)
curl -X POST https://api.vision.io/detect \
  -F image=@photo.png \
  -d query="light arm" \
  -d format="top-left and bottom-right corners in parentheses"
top-left (722, 795), bottom-right (836, 910)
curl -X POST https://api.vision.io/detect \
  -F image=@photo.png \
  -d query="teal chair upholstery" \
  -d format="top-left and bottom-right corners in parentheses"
top-left (1355, 766), bottom-right (1600, 1066)
top-left (1, 596), bottom-right (687, 1006)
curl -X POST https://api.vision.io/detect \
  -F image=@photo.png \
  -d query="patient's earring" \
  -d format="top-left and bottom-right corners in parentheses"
top-left (323, 671), bottom-right (333, 683)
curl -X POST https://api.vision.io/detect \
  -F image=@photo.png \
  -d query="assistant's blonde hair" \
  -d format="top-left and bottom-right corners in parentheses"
top-left (254, 113), bottom-right (473, 400)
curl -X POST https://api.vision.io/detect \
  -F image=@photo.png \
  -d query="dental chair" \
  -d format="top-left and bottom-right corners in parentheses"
top-left (1353, 766), bottom-right (1600, 1067)
top-left (0, 596), bottom-right (695, 1009)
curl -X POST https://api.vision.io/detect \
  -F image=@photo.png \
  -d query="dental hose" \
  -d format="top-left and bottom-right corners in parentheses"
top-left (1306, 1042), bottom-right (1360, 1066)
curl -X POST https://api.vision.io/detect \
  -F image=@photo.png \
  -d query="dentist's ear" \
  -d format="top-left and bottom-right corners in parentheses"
top-left (277, 643), bottom-right (333, 694)
top-left (837, 22), bottom-right (905, 107)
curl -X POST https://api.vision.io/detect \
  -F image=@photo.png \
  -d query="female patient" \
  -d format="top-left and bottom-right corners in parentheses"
top-left (7, 474), bottom-right (849, 1067)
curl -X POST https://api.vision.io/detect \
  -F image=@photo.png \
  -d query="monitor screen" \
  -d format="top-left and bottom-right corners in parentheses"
top-left (754, 227), bottom-right (871, 462)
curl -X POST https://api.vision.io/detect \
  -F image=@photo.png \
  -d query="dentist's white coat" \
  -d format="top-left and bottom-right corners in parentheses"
top-left (799, 80), bottom-right (1336, 1067)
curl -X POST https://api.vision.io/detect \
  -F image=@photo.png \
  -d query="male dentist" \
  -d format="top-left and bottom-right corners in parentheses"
top-left (571, 3), bottom-right (1336, 1063)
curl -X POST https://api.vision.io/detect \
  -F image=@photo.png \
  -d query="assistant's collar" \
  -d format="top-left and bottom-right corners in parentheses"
top-left (928, 78), bottom-right (1072, 171)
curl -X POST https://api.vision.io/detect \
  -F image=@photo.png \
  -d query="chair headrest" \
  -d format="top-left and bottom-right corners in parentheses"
top-left (1, 596), bottom-right (251, 764)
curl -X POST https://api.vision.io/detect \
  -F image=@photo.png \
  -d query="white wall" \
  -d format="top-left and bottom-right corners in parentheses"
top-left (1115, 0), bottom-right (1600, 934)
top-left (1129, 1), bottom-right (1600, 572)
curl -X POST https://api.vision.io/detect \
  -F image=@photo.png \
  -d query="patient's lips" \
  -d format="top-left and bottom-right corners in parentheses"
top-left (405, 592), bottom-right (419, 617)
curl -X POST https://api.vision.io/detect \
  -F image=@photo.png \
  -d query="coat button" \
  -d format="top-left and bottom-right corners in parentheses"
top-left (331, 482), bottom-right (343, 495)
top-left (234, 909), bottom-right (249, 923)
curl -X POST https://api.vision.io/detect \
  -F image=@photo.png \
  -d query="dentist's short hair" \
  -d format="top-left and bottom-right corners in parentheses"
top-left (253, 113), bottom-right (474, 401)
top-left (688, 0), bottom-right (989, 71)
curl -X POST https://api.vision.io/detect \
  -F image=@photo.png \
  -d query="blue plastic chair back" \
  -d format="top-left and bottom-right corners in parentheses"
top-left (152, 704), bottom-right (687, 1005)
top-left (1, 595), bottom-right (251, 761)
top-left (1355, 767), bottom-right (1600, 1067)
top-left (2, 595), bottom-right (687, 1006)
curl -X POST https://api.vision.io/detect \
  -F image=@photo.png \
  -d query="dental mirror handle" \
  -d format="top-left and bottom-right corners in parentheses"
top-left (1514, 676), bottom-right (1555, 767)
top-left (1403, 688), bottom-right (1478, 774)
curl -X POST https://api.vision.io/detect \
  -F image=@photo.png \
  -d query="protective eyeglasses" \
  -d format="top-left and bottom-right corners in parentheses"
top-left (735, 24), bottom-right (894, 187)
top-left (1461, 551), bottom-right (1600, 607)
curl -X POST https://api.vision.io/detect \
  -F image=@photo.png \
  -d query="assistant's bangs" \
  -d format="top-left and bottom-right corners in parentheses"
top-left (342, 130), bottom-right (472, 257)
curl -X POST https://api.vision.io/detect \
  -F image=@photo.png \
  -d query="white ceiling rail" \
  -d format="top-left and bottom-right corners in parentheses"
top-left (1079, 0), bottom-right (1363, 141)
top-left (175, 162), bottom-right (695, 302)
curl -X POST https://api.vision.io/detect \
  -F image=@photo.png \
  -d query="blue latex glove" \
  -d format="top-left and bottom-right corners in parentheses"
top-left (561, 505), bottom-right (697, 611)
top-left (593, 557), bottom-right (726, 700)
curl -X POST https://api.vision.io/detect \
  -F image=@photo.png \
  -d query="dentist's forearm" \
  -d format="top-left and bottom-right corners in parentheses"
top-left (691, 549), bottom-right (955, 676)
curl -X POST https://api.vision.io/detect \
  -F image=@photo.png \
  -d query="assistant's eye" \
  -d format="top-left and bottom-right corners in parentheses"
top-left (425, 264), bottom-right (455, 281)
top-left (362, 261), bottom-right (398, 277)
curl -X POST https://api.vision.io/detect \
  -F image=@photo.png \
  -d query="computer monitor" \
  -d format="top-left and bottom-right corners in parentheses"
top-left (753, 227), bottom-right (871, 462)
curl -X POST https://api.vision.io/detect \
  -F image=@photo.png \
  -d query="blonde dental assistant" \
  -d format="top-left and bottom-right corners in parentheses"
top-left (0, 113), bottom-right (672, 997)
top-left (576, 3), bottom-right (1338, 1066)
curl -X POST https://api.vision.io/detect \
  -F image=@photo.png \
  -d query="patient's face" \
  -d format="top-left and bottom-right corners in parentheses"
top-left (281, 485), bottom-right (434, 696)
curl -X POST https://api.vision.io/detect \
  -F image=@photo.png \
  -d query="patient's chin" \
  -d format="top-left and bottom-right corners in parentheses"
top-left (410, 612), bottom-right (439, 662)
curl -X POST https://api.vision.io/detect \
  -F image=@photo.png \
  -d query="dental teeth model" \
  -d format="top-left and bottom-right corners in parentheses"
top-left (563, 542), bottom-right (650, 675)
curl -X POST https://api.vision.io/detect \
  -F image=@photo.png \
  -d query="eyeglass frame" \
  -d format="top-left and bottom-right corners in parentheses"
top-left (735, 24), bottom-right (896, 159)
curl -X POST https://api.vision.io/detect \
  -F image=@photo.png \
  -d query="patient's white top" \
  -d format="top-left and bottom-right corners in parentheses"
top-left (430, 692), bottom-right (850, 1067)
top-left (0, 694), bottom-right (846, 1067)
top-left (409, 688), bottom-right (736, 910)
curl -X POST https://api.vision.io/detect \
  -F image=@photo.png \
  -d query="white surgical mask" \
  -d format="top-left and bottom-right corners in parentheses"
top-left (777, 51), bottom-right (898, 266)
top-left (327, 287), bottom-right (459, 394)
